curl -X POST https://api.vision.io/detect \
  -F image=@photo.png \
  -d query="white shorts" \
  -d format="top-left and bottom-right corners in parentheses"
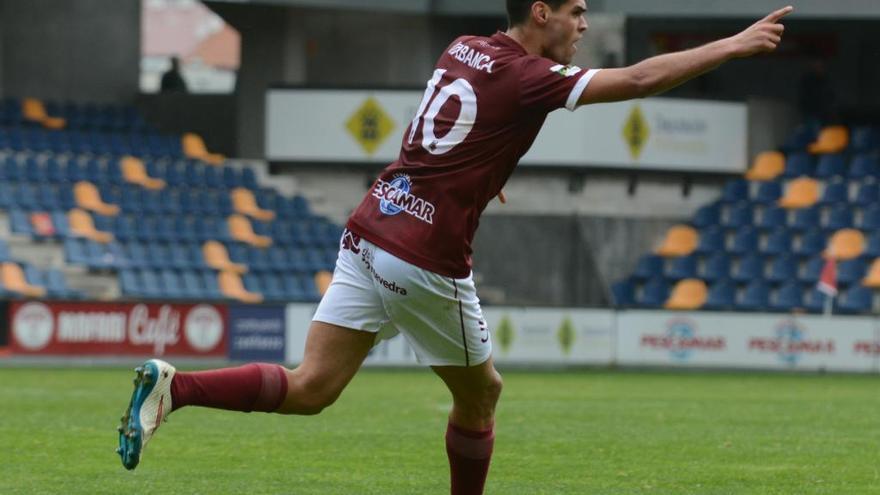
top-left (313, 230), bottom-right (492, 367)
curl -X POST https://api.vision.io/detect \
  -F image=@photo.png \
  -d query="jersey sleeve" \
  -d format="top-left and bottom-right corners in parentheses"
top-left (519, 56), bottom-right (601, 112)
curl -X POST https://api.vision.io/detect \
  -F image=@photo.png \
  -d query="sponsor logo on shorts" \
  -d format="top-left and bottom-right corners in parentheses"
top-left (341, 229), bottom-right (362, 254)
top-left (373, 174), bottom-right (436, 224)
top-left (361, 247), bottom-right (408, 296)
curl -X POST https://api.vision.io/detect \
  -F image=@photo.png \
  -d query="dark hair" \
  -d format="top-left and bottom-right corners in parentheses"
top-left (506, 0), bottom-right (569, 27)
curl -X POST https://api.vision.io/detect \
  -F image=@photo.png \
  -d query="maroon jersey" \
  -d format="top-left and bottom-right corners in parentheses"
top-left (347, 32), bottom-right (600, 278)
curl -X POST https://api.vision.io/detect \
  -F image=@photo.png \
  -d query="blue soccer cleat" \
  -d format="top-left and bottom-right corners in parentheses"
top-left (117, 359), bottom-right (176, 470)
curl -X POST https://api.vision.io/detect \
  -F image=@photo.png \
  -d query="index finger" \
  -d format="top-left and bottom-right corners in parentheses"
top-left (763, 5), bottom-right (794, 23)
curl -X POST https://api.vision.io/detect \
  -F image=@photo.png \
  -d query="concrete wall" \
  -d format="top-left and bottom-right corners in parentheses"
top-left (0, 0), bottom-right (140, 103)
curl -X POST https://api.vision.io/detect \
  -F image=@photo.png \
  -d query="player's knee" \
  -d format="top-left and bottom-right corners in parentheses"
top-left (282, 371), bottom-right (342, 415)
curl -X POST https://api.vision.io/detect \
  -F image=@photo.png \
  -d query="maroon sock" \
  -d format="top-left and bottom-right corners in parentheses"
top-left (446, 421), bottom-right (495, 495)
top-left (170, 363), bottom-right (288, 413)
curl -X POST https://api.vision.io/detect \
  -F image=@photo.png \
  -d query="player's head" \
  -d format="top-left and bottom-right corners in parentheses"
top-left (506, 0), bottom-right (588, 64)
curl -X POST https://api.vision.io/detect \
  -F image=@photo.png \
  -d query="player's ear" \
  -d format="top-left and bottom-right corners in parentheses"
top-left (532, 1), bottom-right (550, 25)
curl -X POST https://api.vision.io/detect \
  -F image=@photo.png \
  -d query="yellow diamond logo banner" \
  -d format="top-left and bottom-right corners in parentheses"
top-left (346, 97), bottom-right (396, 156)
top-left (622, 105), bottom-right (650, 160)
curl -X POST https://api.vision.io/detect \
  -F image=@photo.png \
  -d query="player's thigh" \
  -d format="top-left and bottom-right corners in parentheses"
top-left (297, 320), bottom-right (376, 390)
top-left (370, 248), bottom-right (492, 367)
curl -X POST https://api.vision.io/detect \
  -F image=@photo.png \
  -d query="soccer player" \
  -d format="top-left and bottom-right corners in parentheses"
top-left (117, 1), bottom-right (793, 493)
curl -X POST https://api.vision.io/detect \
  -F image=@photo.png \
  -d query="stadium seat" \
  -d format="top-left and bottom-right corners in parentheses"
top-left (736, 280), bottom-right (770, 311)
top-left (782, 153), bottom-right (814, 178)
top-left (732, 253), bottom-right (765, 283)
top-left (862, 258), bottom-right (880, 288)
top-left (68, 208), bottom-right (113, 243)
top-left (837, 258), bottom-right (868, 287)
top-left (636, 278), bottom-right (669, 308)
top-left (753, 181), bottom-right (783, 204)
top-left (799, 255), bottom-right (825, 284)
top-left (849, 154), bottom-right (880, 179)
top-left (790, 206), bottom-right (820, 231)
top-left (823, 204), bottom-right (854, 232)
top-left (45, 269), bottom-right (81, 299)
top-left (853, 183), bottom-right (879, 206)
top-left (139, 268), bottom-right (163, 299)
top-left (778, 178), bottom-right (819, 209)
top-left (119, 269), bottom-right (143, 297)
top-left (723, 203), bottom-right (753, 229)
top-left (825, 229), bottom-right (865, 261)
top-left (610, 278), bottom-right (635, 307)
top-left (859, 204), bottom-right (880, 231)
top-left (63, 238), bottom-right (90, 266)
top-left (218, 270), bottom-right (263, 303)
top-left (745, 151), bottom-right (785, 181)
top-left (814, 153), bottom-right (846, 179)
top-left (692, 203), bottom-right (721, 229)
top-left (202, 240), bottom-right (247, 274)
top-left (793, 228), bottom-right (826, 258)
top-left (770, 281), bottom-right (804, 312)
top-left (695, 226), bottom-right (725, 254)
top-left (159, 269), bottom-right (186, 299)
top-left (767, 254), bottom-right (798, 284)
top-left (704, 280), bottom-right (736, 311)
top-left (804, 288), bottom-right (832, 313)
top-left (729, 226), bottom-right (759, 255)
top-left (808, 125), bottom-right (849, 154)
top-left (2, 262), bottom-right (46, 297)
top-left (22, 97), bottom-right (66, 129)
top-left (864, 232), bottom-right (880, 259)
top-left (231, 188), bottom-right (275, 221)
top-left (180, 270), bottom-right (206, 299)
top-left (818, 181), bottom-right (849, 205)
top-left (182, 132), bottom-right (224, 165)
top-left (837, 286), bottom-right (873, 314)
top-left (74, 180), bottom-right (120, 216)
top-left (228, 214), bottom-right (273, 248)
top-left (761, 227), bottom-right (793, 256)
top-left (720, 179), bottom-right (749, 203)
top-left (781, 123), bottom-right (820, 153)
top-left (850, 126), bottom-right (879, 152)
top-left (701, 252), bottom-right (731, 282)
top-left (663, 279), bottom-right (707, 310)
top-left (121, 156), bottom-right (165, 190)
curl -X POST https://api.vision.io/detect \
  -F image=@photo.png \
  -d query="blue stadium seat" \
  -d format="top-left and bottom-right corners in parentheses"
top-left (14, 183), bottom-right (39, 210)
top-left (248, 246), bottom-right (272, 272)
top-left (58, 187), bottom-right (76, 210)
top-left (665, 255), bottom-right (698, 280)
top-left (271, 222), bottom-right (294, 245)
top-left (849, 154), bottom-right (880, 180)
top-left (850, 126), bottom-right (879, 153)
top-left (168, 243), bottom-right (194, 270)
top-left (45, 269), bottom-right (82, 299)
top-left (838, 286), bottom-right (873, 314)
top-left (806, 287), bottom-right (832, 314)
top-left (37, 184), bottom-right (60, 210)
top-left (0, 239), bottom-right (11, 262)
top-left (141, 190), bottom-right (163, 216)
top-left (200, 270), bottom-right (224, 300)
top-left (720, 179), bottom-right (749, 204)
top-left (243, 273), bottom-right (264, 296)
top-left (64, 238), bottom-right (90, 266)
top-left (242, 168), bottom-right (258, 190)
top-left (736, 280), bottom-right (770, 311)
top-left (0, 183), bottom-right (13, 209)
top-left (859, 204), bottom-right (880, 231)
top-left (226, 242), bottom-right (249, 266)
top-left (189, 244), bottom-right (206, 269)
top-left (633, 254), bottom-right (664, 280)
top-left (610, 278), bottom-right (635, 307)
top-left (783, 153), bottom-right (815, 178)
top-left (637, 278), bottom-right (669, 308)
top-left (180, 270), bottom-right (206, 299)
top-left (753, 181), bottom-right (782, 204)
top-left (823, 204), bottom-right (854, 232)
top-left (767, 254), bottom-right (798, 284)
top-left (853, 183), bottom-right (879, 206)
top-left (267, 246), bottom-right (291, 271)
top-left (123, 241), bottom-right (150, 269)
top-left (732, 253), bottom-right (765, 283)
top-left (9, 209), bottom-right (34, 236)
top-left (837, 258), bottom-right (868, 287)
top-left (865, 232), bottom-right (880, 258)
top-left (223, 167), bottom-right (242, 189)
top-left (818, 181), bottom-right (849, 205)
top-left (701, 252), bottom-right (731, 282)
top-left (113, 215), bottom-right (137, 243)
top-left (157, 188), bottom-right (181, 215)
top-left (147, 242), bottom-right (173, 269)
top-left (729, 226), bottom-right (759, 255)
top-left (282, 273), bottom-right (306, 301)
top-left (770, 281), bottom-right (804, 312)
top-left (762, 227), bottom-right (793, 256)
top-left (154, 216), bottom-right (177, 243)
top-left (159, 269), bottom-right (186, 299)
top-left (723, 203), bottom-right (753, 229)
top-left (299, 274), bottom-right (321, 302)
top-left (799, 255), bottom-right (826, 284)
top-left (793, 229), bottom-right (826, 258)
top-left (815, 153), bottom-right (846, 179)
top-left (120, 269), bottom-right (143, 297)
top-left (174, 217), bottom-right (198, 244)
top-left (704, 279), bottom-right (736, 311)
top-left (790, 206), bottom-right (820, 231)
top-left (139, 269), bottom-right (164, 299)
top-left (260, 273), bottom-right (286, 302)
top-left (204, 166), bottom-right (223, 189)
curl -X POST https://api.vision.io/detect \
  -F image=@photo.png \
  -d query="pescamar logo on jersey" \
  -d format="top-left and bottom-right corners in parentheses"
top-left (549, 64), bottom-right (582, 78)
top-left (373, 174), bottom-right (436, 224)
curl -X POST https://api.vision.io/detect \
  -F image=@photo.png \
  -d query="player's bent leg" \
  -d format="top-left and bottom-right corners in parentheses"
top-left (275, 320), bottom-right (376, 415)
top-left (432, 358), bottom-right (502, 495)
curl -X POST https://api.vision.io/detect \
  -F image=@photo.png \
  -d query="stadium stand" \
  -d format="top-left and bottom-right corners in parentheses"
top-left (615, 121), bottom-right (880, 314)
top-left (0, 97), bottom-right (340, 302)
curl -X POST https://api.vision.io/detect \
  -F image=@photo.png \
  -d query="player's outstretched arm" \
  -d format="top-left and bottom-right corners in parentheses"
top-left (577, 6), bottom-right (794, 106)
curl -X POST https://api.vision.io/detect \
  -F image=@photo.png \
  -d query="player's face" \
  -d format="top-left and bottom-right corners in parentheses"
top-left (543, 0), bottom-right (588, 65)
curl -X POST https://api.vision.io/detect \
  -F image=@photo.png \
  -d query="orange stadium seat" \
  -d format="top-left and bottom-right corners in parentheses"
top-left (68, 208), bottom-right (113, 243)
top-left (183, 132), bottom-right (225, 165)
top-left (231, 187), bottom-right (275, 221)
top-left (664, 279), bottom-right (708, 310)
top-left (202, 240), bottom-right (247, 274)
top-left (228, 214), bottom-right (272, 248)
top-left (2, 262), bottom-right (47, 298)
top-left (74, 181), bottom-right (120, 216)
top-left (314, 270), bottom-right (333, 296)
top-left (22, 97), bottom-right (66, 130)
top-left (121, 156), bottom-right (166, 190)
top-left (825, 229), bottom-right (865, 261)
top-left (778, 177), bottom-right (819, 209)
top-left (744, 151), bottom-right (785, 181)
top-left (218, 270), bottom-right (263, 304)
top-left (808, 126), bottom-right (849, 154)
top-left (862, 258), bottom-right (880, 288)
top-left (655, 225), bottom-right (698, 257)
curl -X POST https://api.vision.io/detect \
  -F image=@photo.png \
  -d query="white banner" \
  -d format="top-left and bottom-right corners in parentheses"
top-left (617, 311), bottom-right (880, 372)
top-left (265, 89), bottom-right (747, 173)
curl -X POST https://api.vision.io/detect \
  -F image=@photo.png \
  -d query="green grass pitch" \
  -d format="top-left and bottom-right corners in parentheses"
top-left (2, 367), bottom-right (879, 494)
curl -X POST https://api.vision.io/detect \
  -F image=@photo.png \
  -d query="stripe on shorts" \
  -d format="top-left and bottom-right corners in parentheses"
top-left (452, 279), bottom-right (470, 367)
